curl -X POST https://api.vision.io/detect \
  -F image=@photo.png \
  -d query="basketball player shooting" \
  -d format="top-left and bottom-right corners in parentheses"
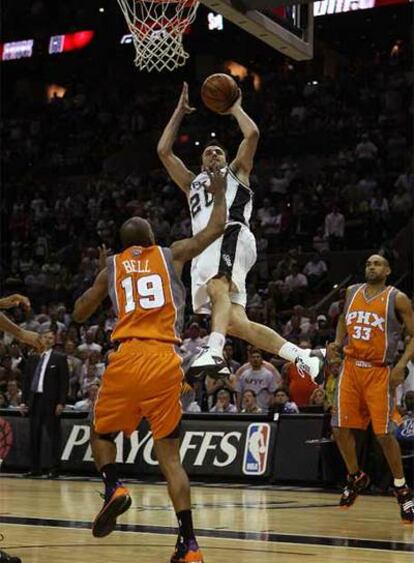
top-left (158, 80), bottom-right (324, 382)
top-left (328, 254), bottom-right (414, 523)
top-left (73, 168), bottom-right (227, 563)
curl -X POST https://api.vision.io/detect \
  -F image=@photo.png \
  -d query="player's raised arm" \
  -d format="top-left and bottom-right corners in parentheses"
top-left (170, 167), bottom-right (227, 268)
top-left (157, 82), bottom-right (196, 194)
top-left (228, 91), bottom-right (260, 183)
top-left (73, 268), bottom-right (108, 323)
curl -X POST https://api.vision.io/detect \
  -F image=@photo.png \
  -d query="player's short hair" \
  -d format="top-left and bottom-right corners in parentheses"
top-left (377, 248), bottom-right (393, 270)
top-left (201, 141), bottom-right (229, 162)
top-left (120, 217), bottom-right (154, 249)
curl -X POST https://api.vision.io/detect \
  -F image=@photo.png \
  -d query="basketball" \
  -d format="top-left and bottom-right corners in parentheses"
top-left (201, 73), bottom-right (240, 114)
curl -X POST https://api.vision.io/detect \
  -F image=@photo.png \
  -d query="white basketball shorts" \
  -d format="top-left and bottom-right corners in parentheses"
top-left (191, 223), bottom-right (257, 315)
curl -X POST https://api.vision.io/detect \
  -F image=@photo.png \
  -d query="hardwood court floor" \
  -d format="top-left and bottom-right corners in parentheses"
top-left (1, 477), bottom-right (413, 562)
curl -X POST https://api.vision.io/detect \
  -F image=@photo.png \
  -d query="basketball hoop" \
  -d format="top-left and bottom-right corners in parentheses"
top-left (116, 0), bottom-right (200, 72)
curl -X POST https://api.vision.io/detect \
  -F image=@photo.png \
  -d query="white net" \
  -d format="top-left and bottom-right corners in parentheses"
top-left (116, 0), bottom-right (200, 72)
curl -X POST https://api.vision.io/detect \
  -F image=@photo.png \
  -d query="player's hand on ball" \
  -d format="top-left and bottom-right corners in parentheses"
top-left (177, 82), bottom-right (196, 115)
top-left (221, 88), bottom-right (242, 115)
top-left (206, 166), bottom-right (228, 194)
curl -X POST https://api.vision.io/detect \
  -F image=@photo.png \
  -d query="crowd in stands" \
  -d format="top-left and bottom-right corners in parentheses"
top-left (0, 20), bottom-right (413, 421)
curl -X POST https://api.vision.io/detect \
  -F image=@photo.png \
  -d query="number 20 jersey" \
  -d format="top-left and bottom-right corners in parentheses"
top-left (189, 167), bottom-right (253, 234)
top-left (344, 283), bottom-right (402, 364)
top-left (106, 246), bottom-right (186, 344)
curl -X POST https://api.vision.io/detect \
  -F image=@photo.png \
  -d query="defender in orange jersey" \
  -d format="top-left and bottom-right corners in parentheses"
top-left (328, 254), bottom-right (414, 524)
top-left (73, 167), bottom-right (228, 563)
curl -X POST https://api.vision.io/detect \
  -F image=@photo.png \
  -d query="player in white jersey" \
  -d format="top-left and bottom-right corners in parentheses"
top-left (158, 82), bottom-right (323, 381)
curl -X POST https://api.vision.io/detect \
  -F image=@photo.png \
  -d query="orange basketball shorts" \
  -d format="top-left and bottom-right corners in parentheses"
top-left (331, 358), bottom-right (393, 435)
top-left (94, 339), bottom-right (183, 440)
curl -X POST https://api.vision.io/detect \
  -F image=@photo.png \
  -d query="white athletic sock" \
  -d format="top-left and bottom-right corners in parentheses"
top-left (394, 477), bottom-right (406, 488)
top-left (207, 332), bottom-right (225, 357)
top-left (279, 342), bottom-right (309, 363)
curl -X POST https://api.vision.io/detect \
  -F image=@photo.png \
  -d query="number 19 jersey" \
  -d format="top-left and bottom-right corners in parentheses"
top-left (106, 245), bottom-right (186, 344)
top-left (344, 283), bottom-right (402, 364)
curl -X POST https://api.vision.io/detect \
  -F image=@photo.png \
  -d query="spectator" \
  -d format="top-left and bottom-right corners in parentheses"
top-left (6, 379), bottom-right (22, 407)
top-left (209, 389), bottom-right (238, 413)
top-left (324, 205), bottom-right (345, 250)
top-left (64, 339), bottom-right (83, 401)
top-left (282, 347), bottom-right (319, 408)
top-left (273, 388), bottom-right (299, 414)
top-left (181, 322), bottom-right (206, 359)
top-left (303, 253), bottom-right (328, 287)
top-left (236, 349), bottom-right (278, 413)
top-left (73, 384), bottom-right (99, 412)
top-left (308, 387), bottom-right (326, 411)
top-left (355, 133), bottom-right (378, 171)
top-left (312, 315), bottom-right (335, 347)
top-left (241, 390), bottom-right (262, 414)
top-left (77, 328), bottom-right (102, 354)
top-left (285, 264), bottom-right (308, 293)
top-left (223, 341), bottom-right (240, 373)
top-left (181, 383), bottom-right (202, 413)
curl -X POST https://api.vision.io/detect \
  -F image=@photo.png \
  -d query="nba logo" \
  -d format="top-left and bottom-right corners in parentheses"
top-left (242, 423), bottom-right (270, 476)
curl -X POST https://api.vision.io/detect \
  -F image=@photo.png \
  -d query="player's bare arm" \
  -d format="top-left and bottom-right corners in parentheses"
top-left (170, 167), bottom-right (227, 273)
top-left (0, 312), bottom-right (44, 352)
top-left (390, 292), bottom-right (414, 389)
top-left (326, 287), bottom-right (350, 363)
top-left (0, 293), bottom-right (31, 310)
top-left (73, 268), bottom-right (109, 323)
top-left (227, 91), bottom-right (260, 184)
top-left (157, 82), bottom-right (196, 193)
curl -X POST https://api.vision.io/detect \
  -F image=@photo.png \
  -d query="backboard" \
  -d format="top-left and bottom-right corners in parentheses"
top-left (199, 0), bottom-right (314, 60)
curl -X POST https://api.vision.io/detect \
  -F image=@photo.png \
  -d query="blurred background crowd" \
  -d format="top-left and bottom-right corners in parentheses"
top-left (0, 0), bottom-right (413, 423)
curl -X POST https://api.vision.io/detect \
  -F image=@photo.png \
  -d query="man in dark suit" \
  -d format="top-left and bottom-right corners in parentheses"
top-left (22, 329), bottom-right (69, 478)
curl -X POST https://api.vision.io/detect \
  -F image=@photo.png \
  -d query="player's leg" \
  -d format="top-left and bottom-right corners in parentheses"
top-left (188, 275), bottom-right (232, 377)
top-left (367, 367), bottom-right (414, 523)
top-left (331, 362), bottom-right (370, 507)
top-left (90, 346), bottom-right (140, 537)
top-left (227, 303), bottom-right (324, 382)
top-left (332, 427), bottom-right (359, 474)
top-left (154, 435), bottom-right (203, 562)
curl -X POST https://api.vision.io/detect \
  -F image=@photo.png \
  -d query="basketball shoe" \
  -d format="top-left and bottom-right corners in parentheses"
top-left (295, 349), bottom-right (326, 385)
top-left (170, 539), bottom-right (204, 562)
top-left (339, 471), bottom-right (370, 508)
top-left (92, 483), bottom-right (131, 537)
top-left (0, 550), bottom-right (22, 563)
top-left (394, 486), bottom-right (414, 524)
top-left (186, 346), bottom-right (230, 381)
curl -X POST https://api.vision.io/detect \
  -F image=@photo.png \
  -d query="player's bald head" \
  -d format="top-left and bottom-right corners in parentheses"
top-left (367, 254), bottom-right (390, 268)
top-left (120, 217), bottom-right (155, 249)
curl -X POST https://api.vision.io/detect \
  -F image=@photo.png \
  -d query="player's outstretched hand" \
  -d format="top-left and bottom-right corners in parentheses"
top-left (20, 330), bottom-right (45, 353)
top-left (0, 294), bottom-right (31, 310)
top-left (206, 165), bottom-right (228, 194)
top-left (98, 244), bottom-right (111, 271)
top-left (177, 82), bottom-right (196, 115)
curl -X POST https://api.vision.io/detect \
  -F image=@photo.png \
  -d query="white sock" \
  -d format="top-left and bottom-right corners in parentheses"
top-left (279, 342), bottom-right (309, 363)
top-left (394, 477), bottom-right (406, 488)
top-left (207, 332), bottom-right (225, 356)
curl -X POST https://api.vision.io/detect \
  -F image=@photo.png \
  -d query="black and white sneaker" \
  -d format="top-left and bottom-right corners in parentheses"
top-left (295, 349), bottom-right (326, 385)
top-left (186, 346), bottom-right (230, 381)
top-left (0, 550), bottom-right (22, 563)
top-left (395, 486), bottom-right (414, 525)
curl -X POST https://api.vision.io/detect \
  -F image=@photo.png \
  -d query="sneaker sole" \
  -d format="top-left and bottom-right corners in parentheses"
top-left (92, 494), bottom-right (131, 538)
